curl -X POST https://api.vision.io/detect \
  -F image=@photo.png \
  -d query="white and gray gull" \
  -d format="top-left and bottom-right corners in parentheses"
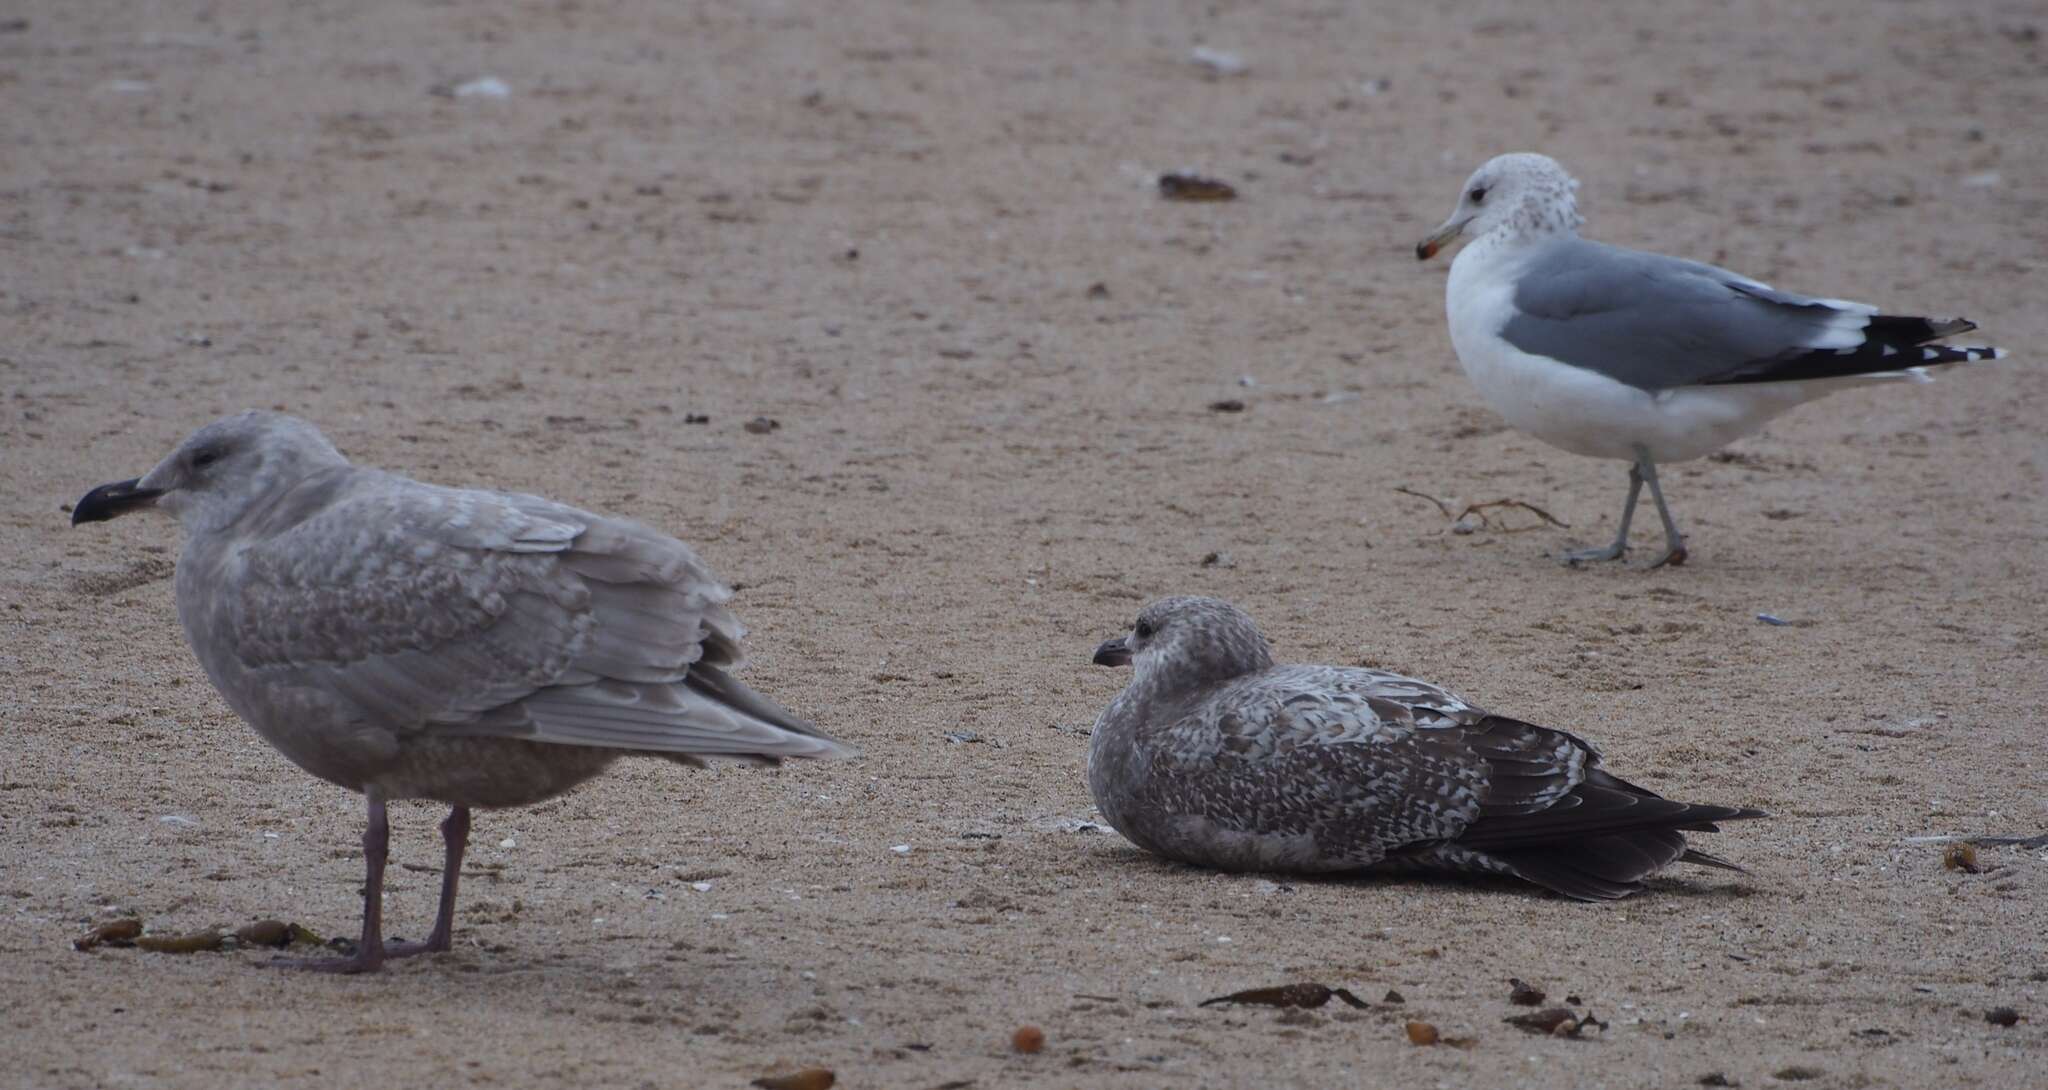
top-left (1087, 596), bottom-right (1762, 900)
top-left (72, 411), bottom-right (856, 972)
top-left (1415, 152), bottom-right (2009, 567)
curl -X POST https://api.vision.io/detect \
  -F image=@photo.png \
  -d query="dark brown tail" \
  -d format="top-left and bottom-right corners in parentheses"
top-left (1456, 769), bottom-right (1766, 900)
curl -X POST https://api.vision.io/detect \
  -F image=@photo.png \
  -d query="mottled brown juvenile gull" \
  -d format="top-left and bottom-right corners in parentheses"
top-left (72, 411), bottom-right (855, 972)
top-left (1087, 596), bottom-right (1762, 900)
top-left (1415, 152), bottom-right (2010, 567)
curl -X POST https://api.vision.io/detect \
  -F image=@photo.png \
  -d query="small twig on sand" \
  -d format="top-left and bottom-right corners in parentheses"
top-left (1454, 498), bottom-right (1569, 532)
top-left (1394, 488), bottom-right (1569, 532)
top-left (1393, 486), bottom-right (1455, 520)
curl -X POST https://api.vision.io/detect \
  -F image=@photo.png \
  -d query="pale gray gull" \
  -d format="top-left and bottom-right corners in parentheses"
top-left (1087, 596), bottom-right (1763, 900)
top-left (1415, 152), bottom-right (2008, 567)
top-left (72, 411), bottom-right (856, 972)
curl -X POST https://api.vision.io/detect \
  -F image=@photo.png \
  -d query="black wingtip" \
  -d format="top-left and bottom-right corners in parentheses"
top-left (1678, 848), bottom-right (1748, 873)
top-left (1706, 314), bottom-right (2005, 385)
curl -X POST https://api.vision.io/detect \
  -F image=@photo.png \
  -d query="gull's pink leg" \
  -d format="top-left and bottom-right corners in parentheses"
top-left (386, 805), bottom-right (470, 958)
top-left (267, 788), bottom-right (390, 973)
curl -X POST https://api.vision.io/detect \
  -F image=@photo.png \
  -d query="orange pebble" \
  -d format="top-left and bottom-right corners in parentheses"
top-left (1405, 1021), bottom-right (1440, 1046)
top-left (750, 1068), bottom-right (834, 1090)
top-left (1011, 1025), bottom-right (1046, 1053)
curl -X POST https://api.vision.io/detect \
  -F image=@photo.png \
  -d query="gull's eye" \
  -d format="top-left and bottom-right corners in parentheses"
top-left (1468, 185), bottom-right (1488, 204)
top-left (1134, 619), bottom-right (1155, 640)
top-left (191, 446), bottom-right (227, 469)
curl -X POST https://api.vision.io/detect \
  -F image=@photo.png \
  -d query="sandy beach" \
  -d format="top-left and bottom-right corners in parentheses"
top-left (4, 1), bottom-right (2044, 1086)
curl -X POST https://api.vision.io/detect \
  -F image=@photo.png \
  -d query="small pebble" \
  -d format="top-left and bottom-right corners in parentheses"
top-left (751, 1068), bottom-right (835, 1090)
top-left (453, 76), bottom-right (511, 99)
top-left (72, 918), bottom-right (143, 951)
top-left (234, 919), bottom-right (291, 947)
top-left (1160, 174), bottom-right (1238, 202)
top-left (1011, 1025), bottom-right (1046, 1053)
top-left (135, 929), bottom-right (225, 954)
top-left (1189, 46), bottom-right (1248, 76)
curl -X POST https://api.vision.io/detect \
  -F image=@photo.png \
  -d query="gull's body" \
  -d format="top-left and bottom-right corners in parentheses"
top-left (1417, 153), bottom-right (2007, 567)
top-left (1444, 237), bottom-right (1831, 465)
top-left (1088, 597), bottom-right (1763, 900)
top-left (73, 411), bottom-right (855, 972)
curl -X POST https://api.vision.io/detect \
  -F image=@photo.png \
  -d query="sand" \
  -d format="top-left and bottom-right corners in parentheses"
top-left (3, 1), bottom-right (2044, 1086)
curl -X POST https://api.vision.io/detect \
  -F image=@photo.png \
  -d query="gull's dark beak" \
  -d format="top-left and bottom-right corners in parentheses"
top-left (1092, 635), bottom-right (1133, 668)
top-left (1415, 219), bottom-right (1463, 261)
top-left (71, 478), bottom-right (164, 525)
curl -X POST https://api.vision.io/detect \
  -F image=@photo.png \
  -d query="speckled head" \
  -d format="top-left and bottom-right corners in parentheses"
top-left (72, 411), bottom-right (350, 535)
top-left (1092, 595), bottom-right (1275, 688)
top-left (1415, 152), bottom-right (1583, 260)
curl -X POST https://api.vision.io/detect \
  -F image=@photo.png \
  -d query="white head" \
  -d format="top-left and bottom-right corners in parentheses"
top-left (1415, 152), bottom-right (1583, 261)
top-left (1091, 595), bottom-right (1276, 690)
top-left (71, 411), bottom-right (350, 535)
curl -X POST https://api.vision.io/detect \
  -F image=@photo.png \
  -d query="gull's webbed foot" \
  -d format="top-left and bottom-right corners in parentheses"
top-left (1560, 541), bottom-right (1627, 566)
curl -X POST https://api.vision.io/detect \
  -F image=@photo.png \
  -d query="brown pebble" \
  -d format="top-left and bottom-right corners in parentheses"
top-left (1382, 989), bottom-right (1405, 1004)
top-left (1158, 173), bottom-right (1239, 201)
top-left (135, 929), bottom-right (225, 954)
top-left (751, 1068), bottom-right (834, 1090)
top-left (1943, 843), bottom-right (1982, 873)
top-left (1506, 1008), bottom-right (1578, 1035)
top-left (1207, 399), bottom-right (1246, 413)
top-left (1404, 1020), bottom-right (1439, 1046)
top-left (1508, 977), bottom-right (1546, 1006)
top-left (743, 416), bottom-right (781, 435)
top-left (235, 919), bottom-right (292, 947)
top-left (1011, 1025), bottom-right (1046, 1053)
top-left (73, 918), bottom-right (143, 951)
top-left (1986, 1006), bottom-right (2020, 1027)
